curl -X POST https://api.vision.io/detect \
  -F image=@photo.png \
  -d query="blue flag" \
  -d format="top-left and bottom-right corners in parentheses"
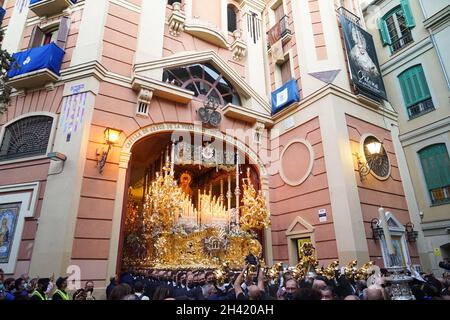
top-left (271, 79), bottom-right (300, 115)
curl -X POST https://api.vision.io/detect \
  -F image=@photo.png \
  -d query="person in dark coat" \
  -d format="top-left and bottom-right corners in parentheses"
top-left (52, 277), bottom-right (69, 300)
top-left (106, 275), bottom-right (118, 299)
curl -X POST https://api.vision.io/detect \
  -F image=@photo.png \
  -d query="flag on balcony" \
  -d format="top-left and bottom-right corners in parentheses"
top-left (8, 43), bottom-right (65, 78)
top-left (271, 79), bottom-right (300, 115)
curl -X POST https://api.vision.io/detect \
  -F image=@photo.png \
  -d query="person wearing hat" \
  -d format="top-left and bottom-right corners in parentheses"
top-left (31, 278), bottom-right (50, 300)
top-left (52, 277), bottom-right (69, 301)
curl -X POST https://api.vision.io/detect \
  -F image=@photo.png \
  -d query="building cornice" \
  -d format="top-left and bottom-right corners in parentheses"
top-left (133, 50), bottom-right (271, 113)
top-left (271, 84), bottom-right (398, 125)
top-left (238, 0), bottom-right (266, 12)
top-left (380, 36), bottom-right (433, 76)
top-left (399, 116), bottom-right (450, 146)
top-left (423, 4), bottom-right (450, 30)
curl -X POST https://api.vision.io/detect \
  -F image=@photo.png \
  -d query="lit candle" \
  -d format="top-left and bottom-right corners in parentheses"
top-left (378, 207), bottom-right (395, 256)
top-left (235, 153), bottom-right (240, 225)
top-left (198, 189), bottom-right (201, 226)
top-left (170, 141), bottom-right (175, 176)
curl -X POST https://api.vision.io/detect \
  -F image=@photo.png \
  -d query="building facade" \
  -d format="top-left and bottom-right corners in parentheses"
top-left (363, 0), bottom-right (450, 275)
top-left (0, 0), bottom-right (433, 296)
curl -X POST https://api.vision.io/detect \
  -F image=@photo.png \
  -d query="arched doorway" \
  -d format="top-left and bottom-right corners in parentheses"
top-left (107, 124), bottom-right (272, 275)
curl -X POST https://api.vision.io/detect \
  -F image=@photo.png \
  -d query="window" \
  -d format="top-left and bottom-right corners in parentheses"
top-left (274, 2), bottom-right (284, 24)
top-left (280, 57), bottom-right (291, 85)
top-left (378, 0), bottom-right (415, 54)
top-left (398, 65), bottom-right (434, 119)
top-left (42, 26), bottom-right (59, 46)
top-left (28, 16), bottom-right (71, 50)
top-left (419, 144), bottom-right (450, 205)
top-left (162, 63), bottom-right (242, 106)
top-left (0, 116), bottom-right (53, 161)
top-left (227, 5), bottom-right (237, 33)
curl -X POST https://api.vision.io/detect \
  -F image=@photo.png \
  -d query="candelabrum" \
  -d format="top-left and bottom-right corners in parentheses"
top-left (239, 169), bottom-right (271, 232)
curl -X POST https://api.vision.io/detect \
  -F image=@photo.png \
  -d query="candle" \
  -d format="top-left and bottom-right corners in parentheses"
top-left (378, 207), bottom-right (395, 256)
top-left (198, 189), bottom-right (201, 227)
top-left (235, 153), bottom-right (240, 225)
top-left (170, 141), bottom-right (175, 176)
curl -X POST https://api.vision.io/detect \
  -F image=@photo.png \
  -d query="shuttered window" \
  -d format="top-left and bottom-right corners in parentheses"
top-left (378, 1), bottom-right (414, 53)
top-left (28, 16), bottom-right (71, 50)
top-left (398, 64), bottom-right (434, 119)
top-left (280, 57), bottom-right (291, 85)
top-left (419, 144), bottom-right (450, 205)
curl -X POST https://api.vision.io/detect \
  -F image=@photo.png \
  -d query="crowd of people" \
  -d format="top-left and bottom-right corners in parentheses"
top-left (1, 265), bottom-right (450, 301)
top-left (0, 268), bottom-right (97, 301)
top-left (105, 265), bottom-right (450, 301)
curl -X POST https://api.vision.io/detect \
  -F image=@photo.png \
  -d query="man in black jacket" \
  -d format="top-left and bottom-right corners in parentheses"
top-left (52, 277), bottom-right (69, 300)
top-left (30, 278), bottom-right (50, 300)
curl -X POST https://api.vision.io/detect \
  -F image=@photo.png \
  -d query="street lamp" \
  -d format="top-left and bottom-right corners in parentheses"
top-left (353, 140), bottom-right (383, 181)
top-left (96, 128), bottom-right (122, 174)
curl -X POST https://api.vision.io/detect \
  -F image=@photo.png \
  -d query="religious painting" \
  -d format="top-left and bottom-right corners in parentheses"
top-left (0, 203), bottom-right (21, 264)
top-left (341, 15), bottom-right (387, 100)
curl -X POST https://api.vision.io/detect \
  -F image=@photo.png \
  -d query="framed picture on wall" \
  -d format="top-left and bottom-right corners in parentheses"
top-left (0, 203), bottom-right (21, 264)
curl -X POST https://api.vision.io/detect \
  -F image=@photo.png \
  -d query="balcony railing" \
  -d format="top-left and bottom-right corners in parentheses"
top-left (390, 32), bottom-right (413, 54)
top-left (29, 0), bottom-right (77, 17)
top-left (431, 185), bottom-right (450, 205)
top-left (267, 15), bottom-right (291, 47)
top-left (7, 43), bottom-right (65, 90)
top-left (407, 98), bottom-right (434, 119)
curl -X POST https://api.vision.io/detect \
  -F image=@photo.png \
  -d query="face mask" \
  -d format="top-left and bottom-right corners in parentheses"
top-left (181, 279), bottom-right (186, 286)
top-left (187, 283), bottom-right (194, 289)
top-left (199, 281), bottom-right (206, 286)
top-left (286, 293), bottom-right (295, 300)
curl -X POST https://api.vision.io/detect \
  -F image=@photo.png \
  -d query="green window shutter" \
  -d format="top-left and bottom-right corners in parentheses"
top-left (398, 65), bottom-right (431, 107)
top-left (419, 144), bottom-right (450, 191)
top-left (378, 18), bottom-right (392, 46)
top-left (400, 0), bottom-right (416, 28)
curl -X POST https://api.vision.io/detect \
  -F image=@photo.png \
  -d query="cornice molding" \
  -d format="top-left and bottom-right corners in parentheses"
top-left (134, 50), bottom-right (271, 113)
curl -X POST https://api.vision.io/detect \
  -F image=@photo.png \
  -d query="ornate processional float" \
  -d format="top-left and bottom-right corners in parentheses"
top-left (122, 141), bottom-right (271, 270)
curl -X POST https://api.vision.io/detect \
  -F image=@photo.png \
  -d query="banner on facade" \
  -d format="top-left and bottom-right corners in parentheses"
top-left (271, 79), bottom-right (300, 115)
top-left (340, 15), bottom-right (387, 100)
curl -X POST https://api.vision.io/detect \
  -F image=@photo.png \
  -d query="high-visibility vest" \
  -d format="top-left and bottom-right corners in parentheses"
top-left (54, 289), bottom-right (69, 300)
top-left (32, 290), bottom-right (47, 300)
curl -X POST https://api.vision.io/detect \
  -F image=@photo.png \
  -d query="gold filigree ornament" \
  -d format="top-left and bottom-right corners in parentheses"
top-left (355, 261), bottom-right (374, 281)
top-left (344, 260), bottom-right (358, 280)
top-left (294, 242), bottom-right (319, 280)
top-left (239, 171), bottom-right (271, 231)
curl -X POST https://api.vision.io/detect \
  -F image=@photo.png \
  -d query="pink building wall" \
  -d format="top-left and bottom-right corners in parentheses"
top-left (347, 114), bottom-right (420, 266)
top-left (269, 117), bottom-right (339, 265)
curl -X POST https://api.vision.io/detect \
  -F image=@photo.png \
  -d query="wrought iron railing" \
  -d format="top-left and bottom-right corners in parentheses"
top-left (267, 15), bottom-right (291, 47)
top-left (337, 6), bottom-right (361, 26)
top-left (391, 32), bottom-right (413, 53)
top-left (431, 185), bottom-right (450, 205)
top-left (407, 98), bottom-right (434, 119)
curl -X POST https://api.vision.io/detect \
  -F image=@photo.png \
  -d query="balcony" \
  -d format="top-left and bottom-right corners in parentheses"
top-left (267, 15), bottom-right (292, 49)
top-left (7, 43), bottom-right (65, 91)
top-left (29, 0), bottom-right (77, 17)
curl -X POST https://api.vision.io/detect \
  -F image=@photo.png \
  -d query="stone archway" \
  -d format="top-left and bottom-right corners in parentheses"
top-left (106, 123), bottom-right (272, 276)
